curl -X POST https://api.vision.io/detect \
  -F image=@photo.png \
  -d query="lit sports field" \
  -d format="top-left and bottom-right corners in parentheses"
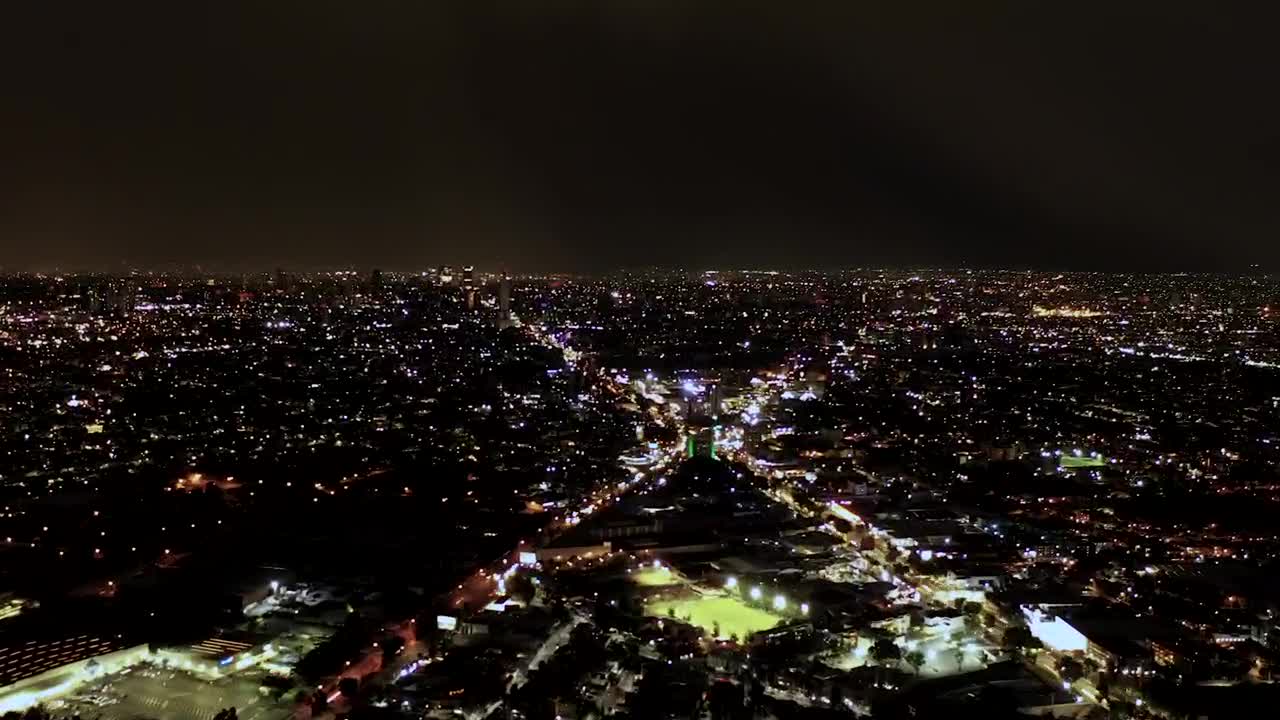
top-left (1059, 455), bottom-right (1106, 468)
top-left (645, 595), bottom-right (781, 639)
top-left (632, 566), bottom-right (681, 587)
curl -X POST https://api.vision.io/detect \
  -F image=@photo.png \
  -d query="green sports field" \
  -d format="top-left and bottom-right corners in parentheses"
top-left (645, 594), bottom-right (781, 639)
top-left (1059, 455), bottom-right (1106, 468)
top-left (632, 566), bottom-right (680, 587)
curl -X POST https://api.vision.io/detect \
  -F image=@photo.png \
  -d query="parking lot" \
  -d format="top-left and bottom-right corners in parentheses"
top-left (51, 666), bottom-right (294, 720)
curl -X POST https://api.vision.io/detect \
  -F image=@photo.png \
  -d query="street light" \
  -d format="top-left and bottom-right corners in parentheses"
top-left (725, 576), bottom-right (738, 589)
top-left (750, 586), bottom-right (762, 601)
top-left (773, 595), bottom-right (786, 611)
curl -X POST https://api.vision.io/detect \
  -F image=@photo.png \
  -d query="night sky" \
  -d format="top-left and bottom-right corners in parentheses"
top-left (2, 4), bottom-right (1276, 272)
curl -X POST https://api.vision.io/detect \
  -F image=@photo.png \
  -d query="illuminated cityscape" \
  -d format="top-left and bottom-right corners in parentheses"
top-left (0, 269), bottom-right (1276, 719)
top-left (2, 3), bottom-right (1277, 719)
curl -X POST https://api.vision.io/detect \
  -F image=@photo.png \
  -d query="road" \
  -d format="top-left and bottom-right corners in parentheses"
top-left (509, 616), bottom-right (584, 691)
top-left (475, 615), bottom-right (585, 719)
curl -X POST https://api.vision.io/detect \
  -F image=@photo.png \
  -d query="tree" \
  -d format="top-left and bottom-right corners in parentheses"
top-left (507, 573), bottom-right (538, 605)
top-left (1001, 625), bottom-right (1042, 658)
top-left (870, 639), bottom-right (901, 666)
top-left (904, 650), bottom-right (926, 676)
top-left (712, 621), bottom-right (721, 639)
top-left (667, 606), bottom-right (676, 619)
top-left (1058, 657), bottom-right (1085, 684)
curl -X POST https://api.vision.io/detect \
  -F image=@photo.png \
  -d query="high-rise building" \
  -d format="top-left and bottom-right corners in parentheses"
top-left (85, 282), bottom-right (103, 314)
top-left (462, 266), bottom-right (476, 289)
top-left (439, 266), bottom-right (455, 286)
top-left (497, 274), bottom-right (513, 328)
top-left (102, 282), bottom-right (135, 316)
top-left (707, 381), bottom-right (723, 417)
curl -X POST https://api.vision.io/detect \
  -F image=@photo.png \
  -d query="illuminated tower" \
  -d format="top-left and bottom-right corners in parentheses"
top-left (461, 266), bottom-right (478, 309)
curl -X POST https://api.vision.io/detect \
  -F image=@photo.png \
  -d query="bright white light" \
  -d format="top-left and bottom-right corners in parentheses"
top-left (1023, 606), bottom-right (1088, 652)
top-left (926, 648), bottom-right (937, 661)
top-left (270, 580), bottom-right (280, 592)
top-left (773, 595), bottom-right (787, 611)
top-left (828, 502), bottom-right (860, 524)
top-left (652, 559), bottom-right (662, 569)
top-left (725, 576), bottom-right (738, 589)
top-left (750, 586), bottom-right (762, 601)
top-left (800, 603), bottom-right (809, 615)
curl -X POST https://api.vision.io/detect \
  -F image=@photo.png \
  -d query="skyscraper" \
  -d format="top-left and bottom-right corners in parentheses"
top-left (497, 274), bottom-right (513, 328)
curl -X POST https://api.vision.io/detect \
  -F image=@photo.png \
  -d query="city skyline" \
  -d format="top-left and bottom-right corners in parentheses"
top-left (0, 270), bottom-right (1277, 719)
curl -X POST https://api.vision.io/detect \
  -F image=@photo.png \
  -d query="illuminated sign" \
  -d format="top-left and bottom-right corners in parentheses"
top-left (436, 615), bottom-right (458, 631)
top-left (518, 551), bottom-right (537, 566)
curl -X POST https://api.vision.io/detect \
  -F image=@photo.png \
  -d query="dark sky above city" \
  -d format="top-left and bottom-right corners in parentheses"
top-left (2, 4), bottom-right (1276, 272)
